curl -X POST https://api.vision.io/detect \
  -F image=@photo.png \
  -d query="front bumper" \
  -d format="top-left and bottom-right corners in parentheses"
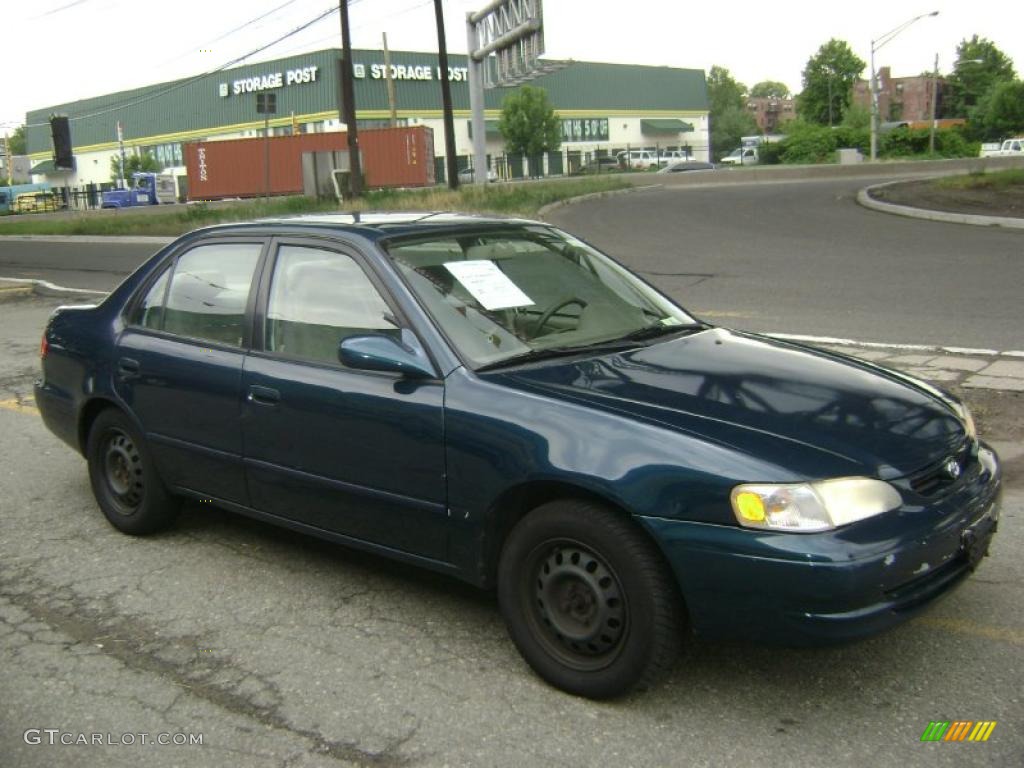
top-left (640, 445), bottom-right (1001, 645)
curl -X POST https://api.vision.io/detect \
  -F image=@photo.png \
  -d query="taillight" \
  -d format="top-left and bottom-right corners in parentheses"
top-left (40, 334), bottom-right (49, 358)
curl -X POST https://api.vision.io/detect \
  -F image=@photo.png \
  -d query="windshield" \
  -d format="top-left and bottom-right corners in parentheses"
top-left (384, 226), bottom-right (697, 369)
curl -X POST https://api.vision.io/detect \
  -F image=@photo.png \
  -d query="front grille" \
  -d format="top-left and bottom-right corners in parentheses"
top-left (907, 441), bottom-right (974, 498)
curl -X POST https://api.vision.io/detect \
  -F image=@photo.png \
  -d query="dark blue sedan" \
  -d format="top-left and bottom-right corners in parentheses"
top-left (35, 213), bottom-right (1001, 698)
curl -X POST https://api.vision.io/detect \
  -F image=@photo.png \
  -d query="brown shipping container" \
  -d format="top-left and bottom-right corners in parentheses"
top-left (184, 126), bottom-right (435, 201)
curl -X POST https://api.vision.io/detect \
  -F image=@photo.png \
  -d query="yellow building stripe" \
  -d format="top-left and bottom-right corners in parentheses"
top-left (0, 398), bottom-right (40, 416)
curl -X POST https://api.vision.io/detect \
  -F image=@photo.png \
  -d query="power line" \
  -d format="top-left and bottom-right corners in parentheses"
top-left (33, 0), bottom-right (94, 19)
top-left (25, 4), bottom-right (341, 128)
top-left (153, 0), bottom-right (304, 70)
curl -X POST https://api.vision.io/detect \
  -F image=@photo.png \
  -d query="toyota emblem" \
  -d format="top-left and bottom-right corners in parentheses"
top-left (944, 458), bottom-right (961, 480)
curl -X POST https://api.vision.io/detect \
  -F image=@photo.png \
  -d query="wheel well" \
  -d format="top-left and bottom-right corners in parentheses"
top-left (78, 398), bottom-right (119, 454)
top-left (482, 481), bottom-right (646, 589)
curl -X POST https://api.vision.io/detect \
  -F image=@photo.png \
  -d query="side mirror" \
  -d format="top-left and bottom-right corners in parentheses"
top-left (339, 332), bottom-right (435, 379)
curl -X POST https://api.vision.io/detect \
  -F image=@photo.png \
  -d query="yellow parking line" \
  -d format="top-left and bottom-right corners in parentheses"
top-left (915, 616), bottom-right (1024, 646)
top-left (0, 398), bottom-right (39, 416)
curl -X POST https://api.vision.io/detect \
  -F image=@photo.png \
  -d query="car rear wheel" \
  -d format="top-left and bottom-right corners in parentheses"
top-left (498, 499), bottom-right (683, 698)
top-left (86, 408), bottom-right (178, 535)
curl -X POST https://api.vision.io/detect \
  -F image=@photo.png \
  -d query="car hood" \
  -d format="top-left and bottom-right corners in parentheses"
top-left (487, 328), bottom-right (966, 480)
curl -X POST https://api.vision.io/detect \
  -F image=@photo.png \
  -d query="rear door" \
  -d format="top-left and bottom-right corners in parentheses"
top-left (240, 238), bottom-right (448, 560)
top-left (116, 237), bottom-right (266, 504)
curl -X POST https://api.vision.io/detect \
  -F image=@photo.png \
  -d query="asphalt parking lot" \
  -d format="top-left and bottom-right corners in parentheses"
top-left (1, 294), bottom-right (1021, 768)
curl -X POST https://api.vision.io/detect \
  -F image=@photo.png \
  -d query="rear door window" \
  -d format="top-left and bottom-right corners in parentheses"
top-left (133, 242), bottom-right (262, 347)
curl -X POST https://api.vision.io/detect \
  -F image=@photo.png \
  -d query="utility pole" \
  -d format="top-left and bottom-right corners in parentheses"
top-left (434, 0), bottom-right (459, 189)
top-left (338, 0), bottom-right (363, 198)
top-left (116, 121), bottom-right (127, 188)
top-left (382, 33), bottom-right (398, 128)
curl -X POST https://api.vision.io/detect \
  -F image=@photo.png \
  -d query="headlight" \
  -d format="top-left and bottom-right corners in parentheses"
top-left (731, 478), bottom-right (902, 532)
top-left (951, 401), bottom-right (977, 441)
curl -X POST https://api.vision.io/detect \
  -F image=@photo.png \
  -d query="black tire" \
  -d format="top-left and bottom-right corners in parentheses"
top-left (498, 499), bottom-right (683, 699)
top-left (86, 408), bottom-right (178, 535)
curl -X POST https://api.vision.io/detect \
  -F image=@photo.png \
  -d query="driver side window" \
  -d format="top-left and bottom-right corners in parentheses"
top-left (265, 245), bottom-right (397, 365)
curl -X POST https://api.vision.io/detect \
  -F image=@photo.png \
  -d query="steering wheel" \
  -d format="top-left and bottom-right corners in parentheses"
top-left (529, 296), bottom-right (588, 339)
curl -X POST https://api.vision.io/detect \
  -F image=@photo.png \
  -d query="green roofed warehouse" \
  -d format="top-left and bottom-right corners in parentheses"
top-left (25, 48), bottom-right (709, 189)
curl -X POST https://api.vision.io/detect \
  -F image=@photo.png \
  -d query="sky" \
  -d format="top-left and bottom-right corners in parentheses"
top-left (4, 0), bottom-right (1024, 133)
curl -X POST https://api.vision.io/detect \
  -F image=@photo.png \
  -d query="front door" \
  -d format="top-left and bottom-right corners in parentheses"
top-left (241, 241), bottom-right (448, 561)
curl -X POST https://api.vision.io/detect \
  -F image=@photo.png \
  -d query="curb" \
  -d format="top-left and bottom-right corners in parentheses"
top-left (857, 182), bottom-right (1024, 229)
top-left (0, 278), bottom-right (107, 299)
top-left (537, 184), bottom-right (656, 219)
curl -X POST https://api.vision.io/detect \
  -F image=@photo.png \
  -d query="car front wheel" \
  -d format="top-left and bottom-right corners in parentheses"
top-left (498, 499), bottom-right (683, 698)
top-left (86, 408), bottom-right (178, 535)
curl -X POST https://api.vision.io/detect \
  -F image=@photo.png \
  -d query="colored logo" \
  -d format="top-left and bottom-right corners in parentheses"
top-left (921, 721), bottom-right (996, 742)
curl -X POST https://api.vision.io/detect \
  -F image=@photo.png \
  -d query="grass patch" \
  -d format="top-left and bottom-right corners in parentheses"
top-left (934, 168), bottom-right (1024, 191)
top-left (0, 177), bottom-right (633, 237)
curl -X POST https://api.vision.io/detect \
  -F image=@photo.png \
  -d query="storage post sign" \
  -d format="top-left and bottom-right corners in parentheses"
top-left (219, 66), bottom-right (320, 98)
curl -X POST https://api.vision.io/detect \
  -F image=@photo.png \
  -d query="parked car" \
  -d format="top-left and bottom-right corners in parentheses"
top-left (36, 213), bottom-right (1001, 699)
top-left (655, 150), bottom-right (692, 166)
top-left (657, 161), bottom-right (716, 174)
top-left (13, 191), bottom-right (60, 213)
top-left (573, 157), bottom-right (621, 175)
top-left (457, 167), bottom-right (498, 183)
top-left (616, 149), bottom-right (660, 170)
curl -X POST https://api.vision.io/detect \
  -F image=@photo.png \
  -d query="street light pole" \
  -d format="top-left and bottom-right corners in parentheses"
top-left (869, 10), bottom-right (939, 161)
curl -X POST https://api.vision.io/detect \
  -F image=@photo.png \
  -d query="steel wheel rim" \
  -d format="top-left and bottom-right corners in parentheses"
top-left (524, 539), bottom-right (628, 671)
top-left (102, 430), bottom-right (144, 514)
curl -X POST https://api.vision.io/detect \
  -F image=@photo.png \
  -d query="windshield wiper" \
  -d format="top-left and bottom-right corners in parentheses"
top-left (619, 322), bottom-right (707, 342)
top-left (475, 340), bottom-right (638, 372)
top-left (475, 324), bottom-right (706, 372)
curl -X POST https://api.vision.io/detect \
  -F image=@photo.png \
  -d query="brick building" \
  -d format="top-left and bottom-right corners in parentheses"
top-left (853, 67), bottom-right (945, 122)
top-left (745, 97), bottom-right (796, 133)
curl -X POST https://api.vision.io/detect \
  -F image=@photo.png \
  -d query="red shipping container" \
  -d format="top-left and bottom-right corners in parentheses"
top-left (184, 126), bottom-right (435, 201)
top-left (362, 126), bottom-right (436, 188)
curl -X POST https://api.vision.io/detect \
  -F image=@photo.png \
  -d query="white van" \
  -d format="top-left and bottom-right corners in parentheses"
top-left (616, 150), bottom-right (660, 170)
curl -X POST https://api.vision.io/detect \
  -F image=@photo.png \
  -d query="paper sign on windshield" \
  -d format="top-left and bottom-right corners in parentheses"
top-left (444, 260), bottom-right (535, 311)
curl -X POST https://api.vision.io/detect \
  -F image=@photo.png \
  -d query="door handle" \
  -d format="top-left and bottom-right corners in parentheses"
top-left (247, 385), bottom-right (280, 405)
top-left (117, 357), bottom-right (140, 378)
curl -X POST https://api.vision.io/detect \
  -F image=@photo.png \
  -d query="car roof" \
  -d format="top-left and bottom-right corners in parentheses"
top-left (190, 211), bottom-right (542, 242)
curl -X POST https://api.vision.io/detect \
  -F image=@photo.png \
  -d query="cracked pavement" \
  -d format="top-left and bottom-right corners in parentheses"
top-left (1, 296), bottom-right (1021, 767)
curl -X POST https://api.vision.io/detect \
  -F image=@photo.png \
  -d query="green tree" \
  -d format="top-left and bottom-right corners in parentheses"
top-left (498, 85), bottom-right (561, 156)
top-left (972, 79), bottom-right (1024, 140)
top-left (706, 66), bottom-right (757, 159)
top-left (942, 35), bottom-right (1016, 118)
top-left (110, 151), bottom-right (162, 184)
top-left (797, 39), bottom-right (865, 125)
top-left (750, 81), bottom-right (791, 99)
top-left (778, 120), bottom-right (838, 164)
top-left (706, 65), bottom-right (747, 115)
top-left (6, 125), bottom-right (26, 155)
top-left (711, 107), bottom-right (759, 161)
